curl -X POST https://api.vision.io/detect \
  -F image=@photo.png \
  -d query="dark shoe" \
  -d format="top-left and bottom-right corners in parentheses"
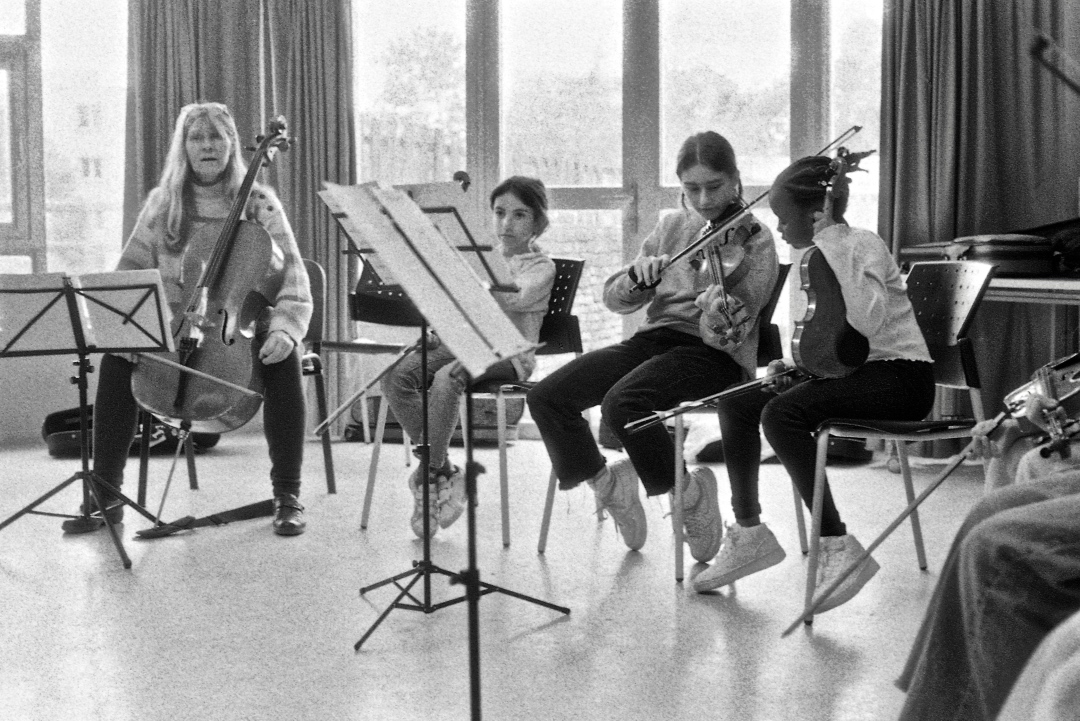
top-left (273, 494), bottom-right (306, 536)
top-left (61, 499), bottom-right (124, 534)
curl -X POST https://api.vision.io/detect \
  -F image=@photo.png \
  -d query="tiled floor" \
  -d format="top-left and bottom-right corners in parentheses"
top-left (0, 429), bottom-right (986, 720)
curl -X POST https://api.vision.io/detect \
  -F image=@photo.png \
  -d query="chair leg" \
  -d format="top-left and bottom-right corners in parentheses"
top-left (895, 440), bottom-right (928, 570)
top-left (803, 430), bottom-right (832, 626)
top-left (672, 416), bottom-right (685, 583)
top-left (496, 391), bottom-right (511, 548)
top-left (185, 433), bottom-right (198, 490)
top-left (538, 468), bottom-right (558, 554)
top-left (359, 390), bottom-right (372, 444)
top-left (361, 399), bottom-right (390, 529)
top-left (314, 373), bottom-right (336, 494)
top-left (137, 411), bottom-right (152, 507)
top-left (792, 481), bottom-right (809, 555)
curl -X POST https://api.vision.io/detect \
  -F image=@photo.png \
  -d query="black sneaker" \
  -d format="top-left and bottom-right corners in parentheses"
top-left (61, 499), bottom-right (124, 534)
top-left (273, 494), bottom-right (306, 536)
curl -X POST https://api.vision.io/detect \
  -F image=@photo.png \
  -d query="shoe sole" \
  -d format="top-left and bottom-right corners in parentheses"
top-left (692, 546), bottom-right (786, 592)
top-left (814, 556), bottom-right (881, 613)
top-left (685, 472), bottom-right (722, 562)
top-left (273, 524), bottom-right (305, 536)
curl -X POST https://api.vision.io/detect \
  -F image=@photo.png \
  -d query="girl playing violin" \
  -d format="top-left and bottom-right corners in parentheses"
top-left (693, 155), bottom-right (934, 609)
top-left (66, 102), bottom-right (312, 537)
top-left (528, 131), bottom-right (778, 562)
top-left (381, 176), bottom-right (556, 539)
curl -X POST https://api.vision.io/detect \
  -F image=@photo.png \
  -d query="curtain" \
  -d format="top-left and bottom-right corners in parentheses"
top-left (880, 0), bottom-right (1080, 439)
top-left (124, 0), bottom-right (356, 431)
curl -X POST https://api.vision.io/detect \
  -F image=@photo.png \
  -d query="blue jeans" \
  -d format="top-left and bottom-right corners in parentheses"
top-left (897, 474), bottom-right (1080, 720)
top-left (381, 344), bottom-right (518, 471)
top-left (715, 359), bottom-right (935, 536)
top-left (526, 327), bottom-right (744, 496)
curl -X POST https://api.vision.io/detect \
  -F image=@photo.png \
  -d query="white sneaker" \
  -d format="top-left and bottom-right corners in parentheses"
top-left (407, 466), bottom-right (439, 539)
top-left (813, 534), bottom-right (880, 613)
top-left (590, 459), bottom-right (647, 551)
top-left (435, 465), bottom-right (465, 529)
top-left (692, 523), bottom-right (786, 592)
top-left (682, 467), bottom-right (723, 562)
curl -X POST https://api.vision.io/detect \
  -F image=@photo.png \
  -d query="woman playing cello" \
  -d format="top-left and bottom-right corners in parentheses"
top-left (66, 102), bottom-right (312, 537)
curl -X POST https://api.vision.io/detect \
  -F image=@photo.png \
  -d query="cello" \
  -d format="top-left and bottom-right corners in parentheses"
top-left (131, 117), bottom-right (293, 434)
top-left (790, 147), bottom-right (873, 379)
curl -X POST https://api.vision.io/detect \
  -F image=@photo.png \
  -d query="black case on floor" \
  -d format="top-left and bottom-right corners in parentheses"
top-left (41, 406), bottom-right (221, 458)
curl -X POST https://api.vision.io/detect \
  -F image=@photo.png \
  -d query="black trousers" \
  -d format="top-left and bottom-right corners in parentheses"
top-left (527, 327), bottom-right (744, 496)
top-left (92, 347), bottom-right (306, 498)
top-left (715, 359), bottom-right (935, 536)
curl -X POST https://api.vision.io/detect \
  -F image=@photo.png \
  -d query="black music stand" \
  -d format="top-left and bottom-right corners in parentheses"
top-left (320, 181), bottom-right (569, 720)
top-left (0, 270), bottom-right (172, 568)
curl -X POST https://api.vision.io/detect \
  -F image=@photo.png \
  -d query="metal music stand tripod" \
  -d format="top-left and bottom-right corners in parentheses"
top-left (0, 270), bottom-right (173, 568)
top-left (320, 181), bottom-right (569, 720)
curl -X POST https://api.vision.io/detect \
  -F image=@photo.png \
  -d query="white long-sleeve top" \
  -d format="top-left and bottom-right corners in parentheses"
top-left (490, 248), bottom-right (556, 379)
top-left (789, 224), bottom-right (931, 364)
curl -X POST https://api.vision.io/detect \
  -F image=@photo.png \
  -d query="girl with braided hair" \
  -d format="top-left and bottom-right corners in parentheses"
top-left (692, 155), bottom-right (934, 612)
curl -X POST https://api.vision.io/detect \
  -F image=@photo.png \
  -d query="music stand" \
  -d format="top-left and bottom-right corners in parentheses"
top-left (0, 270), bottom-right (173, 568)
top-left (320, 181), bottom-right (569, 718)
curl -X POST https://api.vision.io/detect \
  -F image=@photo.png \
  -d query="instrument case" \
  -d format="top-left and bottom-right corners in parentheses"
top-left (900, 234), bottom-right (1054, 277)
top-left (41, 406), bottom-right (220, 458)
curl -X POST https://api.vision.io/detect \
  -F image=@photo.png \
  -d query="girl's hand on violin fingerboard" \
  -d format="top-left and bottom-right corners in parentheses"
top-left (630, 254), bottom-right (669, 289)
top-left (259, 330), bottom-right (297, 365)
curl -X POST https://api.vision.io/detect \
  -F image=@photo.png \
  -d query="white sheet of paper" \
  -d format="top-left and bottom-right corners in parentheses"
top-left (320, 181), bottom-right (534, 378)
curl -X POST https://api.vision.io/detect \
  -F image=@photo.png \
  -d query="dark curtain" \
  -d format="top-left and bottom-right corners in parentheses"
top-left (880, 0), bottom-right (1080, 433)
top-left (124, 0), bottom-right (356, 430)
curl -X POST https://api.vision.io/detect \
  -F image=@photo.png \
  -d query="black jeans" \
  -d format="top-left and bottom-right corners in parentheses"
top-left (93, 346), bottom-right (306, 498)
top-left (715, 359), bottom-right (935, 536)
top-left (527, 327), bottom-right (744, 496)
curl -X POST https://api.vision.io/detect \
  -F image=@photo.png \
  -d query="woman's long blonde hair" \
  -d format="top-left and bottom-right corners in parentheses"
top-left (137, 102), bottom-right (249, 249)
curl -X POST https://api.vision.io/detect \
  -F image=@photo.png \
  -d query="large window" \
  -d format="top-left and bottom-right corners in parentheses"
top-left (348, 0), bottom-right (886, 378)
top-left (40, 0), bottom-right (128, 273)
top-left (660, 0), bottom-right (791, 188)
top-left (352, 0), bottom-right (467, 186)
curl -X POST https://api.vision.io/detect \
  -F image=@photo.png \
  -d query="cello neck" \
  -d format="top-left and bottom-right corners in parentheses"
top-left (197, 118), bottom-right (291, 295)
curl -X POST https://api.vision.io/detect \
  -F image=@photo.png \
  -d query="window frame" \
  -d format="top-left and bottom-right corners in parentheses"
top-left (0, 0), bottom-right (45, 272)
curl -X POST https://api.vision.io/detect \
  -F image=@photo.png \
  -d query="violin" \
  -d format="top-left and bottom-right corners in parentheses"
top-left (697, 206), bottom-right (759, 350)
top-left (790, 147), bottom-right (872, 379)
top-left (131, 117), bottom-right (293, 434)
top-left (1002, 352), bottom-right (1080, 458)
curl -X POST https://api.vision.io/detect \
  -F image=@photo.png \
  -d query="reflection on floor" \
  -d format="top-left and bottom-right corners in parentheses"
top-left (0, 430), bottom-right (985, 721)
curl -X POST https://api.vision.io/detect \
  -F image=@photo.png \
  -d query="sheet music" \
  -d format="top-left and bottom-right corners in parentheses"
top-left (320, 181), bottom-right (400, 285)
top-left (398, 181), bottom-right (518, 291)
top-left (320, 181), bottom-right (535, 378)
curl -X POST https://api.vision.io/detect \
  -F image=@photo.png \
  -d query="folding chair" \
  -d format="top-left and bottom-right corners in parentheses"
top-left (796, 260), bottom-right (996, 624)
